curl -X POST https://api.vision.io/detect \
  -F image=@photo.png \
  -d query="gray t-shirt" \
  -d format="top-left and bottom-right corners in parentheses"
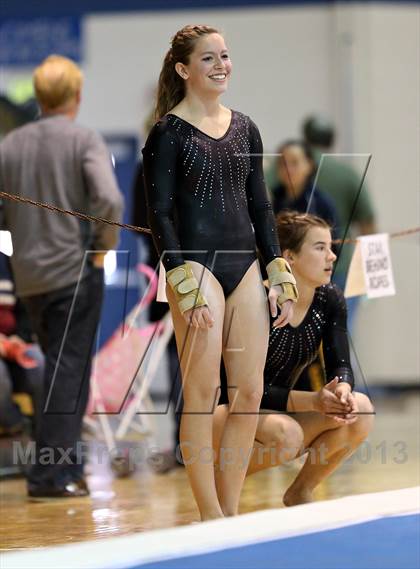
top-left (0, 115), bottom-right (124, 297)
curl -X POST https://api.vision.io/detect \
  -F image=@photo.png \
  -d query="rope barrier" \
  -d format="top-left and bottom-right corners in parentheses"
top-left (0, 191), bottom-right (152, 235)
top-left (1, 190), bottom-right (419, 244)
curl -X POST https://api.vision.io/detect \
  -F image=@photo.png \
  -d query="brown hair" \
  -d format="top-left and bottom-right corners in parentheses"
top-left (33, 55), bottom-right (83, 110)
top-left (276, 211), bottom-right (331, 253)
top-left (155, 24), bottom-right (219, 119)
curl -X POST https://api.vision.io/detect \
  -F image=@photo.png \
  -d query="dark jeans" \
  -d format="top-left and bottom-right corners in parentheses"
top-left (0, 348), bottom-right (44, 430)
top-left (22, 267), bottom-right (104, 488)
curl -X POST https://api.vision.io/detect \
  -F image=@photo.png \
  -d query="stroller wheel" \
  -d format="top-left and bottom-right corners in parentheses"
top-left (147, 450), bottom-right (178, 474)
top-left (110, 450), bottom-right (133, 478)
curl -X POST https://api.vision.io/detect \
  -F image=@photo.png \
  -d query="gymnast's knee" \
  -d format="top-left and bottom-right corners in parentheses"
top-left (228, 384), bottom-right (263, 414)
top-left (271, 419), bottom-right (304, 458)
top-left (350, 392), bottom-right (375, 438)
top-left (182, 377), bottom-right (221, 408)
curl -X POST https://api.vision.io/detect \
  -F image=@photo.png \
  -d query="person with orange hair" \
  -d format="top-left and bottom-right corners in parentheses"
top-left (0, 55), bottom-right (123, 499)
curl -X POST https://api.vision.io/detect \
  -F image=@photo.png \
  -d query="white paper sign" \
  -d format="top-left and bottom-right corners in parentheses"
top-left (359, 233), bottom-right (396, 298)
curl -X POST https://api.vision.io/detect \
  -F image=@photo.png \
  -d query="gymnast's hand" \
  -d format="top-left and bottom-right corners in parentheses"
top-left (314, 378), bottom-right (357, 424)
top-left (266, 259), bottom-right (298, 328)
top-left (269, 288), bottom-right (294, 328)
top-left (183, 305), bottom-right (215, 329)
top-left (166, 263), bottom-right (213, 329)
top-left (334, 381), bottom-right (358, 422)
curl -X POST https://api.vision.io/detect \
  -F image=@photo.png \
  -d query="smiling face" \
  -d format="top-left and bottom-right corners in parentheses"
top-left (175, 33), bottom-right (232, 96)
top-left (284, 226), bottom-right (337, 288)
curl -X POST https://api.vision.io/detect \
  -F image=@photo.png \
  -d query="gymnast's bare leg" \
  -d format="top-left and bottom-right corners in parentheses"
top-left (283, 392), bottom-right (375, 506)
top-left (214, 392), bottom-right (374, 506)
top-left (215, 260), bottom-right (269, 516)
top-left (166, 261), bottom-right (226, 520)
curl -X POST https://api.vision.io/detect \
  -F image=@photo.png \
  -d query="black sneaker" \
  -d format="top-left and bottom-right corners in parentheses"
top-left (28, 480), bottom-right (90, 501)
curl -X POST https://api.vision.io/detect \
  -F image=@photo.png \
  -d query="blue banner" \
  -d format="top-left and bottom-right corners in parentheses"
top-left (1, 1), bottom-right (416, 21)
top-left (0, 17), bottom-right (82, 67)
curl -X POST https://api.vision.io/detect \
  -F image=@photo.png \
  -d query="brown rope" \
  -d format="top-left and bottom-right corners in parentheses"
top-left (332, 225), bottom-right (420, 245)
top-left (0, 191), bottom-right (152, 235)
top-left (1, 190), bottom-right (419, 243)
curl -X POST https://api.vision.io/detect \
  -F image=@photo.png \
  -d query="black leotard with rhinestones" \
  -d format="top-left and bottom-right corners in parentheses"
top-left (142, 111), bottom-right (281, 297)
top-left (219, 284), bottom-right (354, 411)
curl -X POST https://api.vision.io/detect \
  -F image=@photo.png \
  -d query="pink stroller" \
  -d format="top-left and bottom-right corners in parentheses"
top-left (84, 263), bottom-right (173, 476)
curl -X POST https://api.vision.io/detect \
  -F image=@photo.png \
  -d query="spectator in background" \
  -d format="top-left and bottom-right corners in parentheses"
top-left (0, 254), bottom-right (44, 437)
top-left (302, 115), bottom-right (377, 330)
top-left (271, 140), bottom-right (338, 231)
top-left (0, 55), bottom-right (123, 499)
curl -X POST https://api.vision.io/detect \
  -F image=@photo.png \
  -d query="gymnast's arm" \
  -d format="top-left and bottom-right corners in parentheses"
top-left (143, 123), bottom-right (210, 324)
top-left (142, 122), bottom-right (185, 271)
top-left (286, 287), bottom-right (354, 414)
top-left (245, 119), bottom-right (282, 264)
top-left (322, 285), bottom-right (354, 390)
top-left (246, 120), bottom-right (297, 324)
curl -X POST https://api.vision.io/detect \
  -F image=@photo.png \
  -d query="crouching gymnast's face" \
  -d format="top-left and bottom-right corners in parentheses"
top-left (283, 224), bottom-right (337, 289)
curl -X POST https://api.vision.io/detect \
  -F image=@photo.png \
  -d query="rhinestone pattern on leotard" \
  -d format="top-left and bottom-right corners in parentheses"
top-left (142, 111), bottom-right (281, 276)
top-left (220, 284), bottom-right (354, 411)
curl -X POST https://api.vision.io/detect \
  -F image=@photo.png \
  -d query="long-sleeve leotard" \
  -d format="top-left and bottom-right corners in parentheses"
top-left (220, 284), bottom-right (354, 410)
top-left (142, 111), bottom-right (281, 296)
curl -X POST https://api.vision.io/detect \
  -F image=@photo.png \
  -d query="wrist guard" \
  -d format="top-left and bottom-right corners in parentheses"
top-left (166, 263), bottom-right (208, 314)
top-left (266, 258), bottom-right (299, 305)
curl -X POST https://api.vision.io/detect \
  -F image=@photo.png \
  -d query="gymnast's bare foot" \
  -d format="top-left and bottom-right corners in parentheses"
top-left (283, 485), bottom-right (313, 507)
top-left (200, 512), bottom-right (225, 521)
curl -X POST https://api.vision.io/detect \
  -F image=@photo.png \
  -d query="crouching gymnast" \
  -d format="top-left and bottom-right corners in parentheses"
top-left (214, 211), bottom-right (375, 506)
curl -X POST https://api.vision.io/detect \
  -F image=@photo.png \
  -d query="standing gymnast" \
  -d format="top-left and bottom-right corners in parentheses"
top-left (142, 25), bottom-right (298, 520)
top-left (216, 212), bottom-right (375, 506)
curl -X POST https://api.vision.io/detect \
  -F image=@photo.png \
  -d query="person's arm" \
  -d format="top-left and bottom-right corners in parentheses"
top-left (142, 122), bottom-right (184, 271)
top-left (266, 378), bottom-right (351, 418)
top-left (246, 119), bottom-right (298, 323)
top-left (322, 285), bottom-right (354, 390)
top-left (82, 131), bottom-right (124, 253)
top-left (320, 285), bottom-right (359, 419)
top-left (245, 119), bottom-right (281, 265)
top-left (286, 378), bottom-right (352, 422)
top-left (286, 287), bottom-right (356, 418)
top-left (286, 389), bottom-right (314, 412)
top-left (142, 122), bottom-right (208, 320)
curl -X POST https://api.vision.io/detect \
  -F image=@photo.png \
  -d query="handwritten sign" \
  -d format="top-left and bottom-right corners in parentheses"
top-left (345, 233), bottom-right (396, 299)
top-left (360, 233), bottom-right (396, 298)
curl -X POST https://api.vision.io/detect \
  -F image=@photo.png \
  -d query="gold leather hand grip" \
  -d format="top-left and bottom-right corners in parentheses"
top-left (166, 263), bottom-right (208, 314)
top-left (266, 258), bottom-right (299, 305)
